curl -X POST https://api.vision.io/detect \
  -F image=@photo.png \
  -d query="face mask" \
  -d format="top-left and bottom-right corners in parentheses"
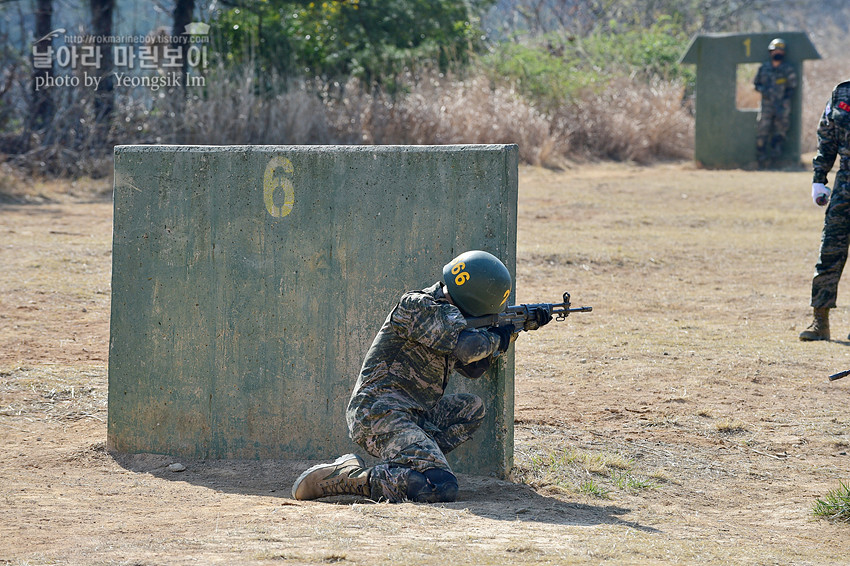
top-left (772, 53), bottom-right (785, 62)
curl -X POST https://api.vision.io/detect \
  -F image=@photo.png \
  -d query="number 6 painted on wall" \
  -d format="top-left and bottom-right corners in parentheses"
top-left (263, 156), bottom-right (295, 218)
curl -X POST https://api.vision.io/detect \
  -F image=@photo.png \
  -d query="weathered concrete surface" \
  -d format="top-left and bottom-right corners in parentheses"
top-left (109, 144), bottom-right (518, 477)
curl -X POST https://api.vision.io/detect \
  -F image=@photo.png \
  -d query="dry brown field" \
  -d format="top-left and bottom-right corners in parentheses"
top-left (1, 161), bottom-right (849, 565)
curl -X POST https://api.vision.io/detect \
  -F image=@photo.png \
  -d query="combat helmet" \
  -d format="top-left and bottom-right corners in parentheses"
top-left (442, 250), bottom-right (511, 317)
top-left (768, 38), bottom-right (786, 52)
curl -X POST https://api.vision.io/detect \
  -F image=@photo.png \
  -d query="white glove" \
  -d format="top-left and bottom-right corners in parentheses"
top-left (812, 183), bottom-right (830, 206)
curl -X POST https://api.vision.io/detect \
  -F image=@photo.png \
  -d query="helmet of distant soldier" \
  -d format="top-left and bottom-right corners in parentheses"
top-left (442, 250), bottom-right (512, 317)
top-left (768, 38), bottom-right (786, 52)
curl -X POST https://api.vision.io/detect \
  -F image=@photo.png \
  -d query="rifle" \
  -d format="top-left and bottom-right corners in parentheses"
top-left (828, 369), bottom-right (850, 382)
top-left (464, 292), bottom-right (592, 331)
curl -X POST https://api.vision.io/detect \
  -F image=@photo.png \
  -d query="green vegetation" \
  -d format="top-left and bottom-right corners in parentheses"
top-left (6, 0), bottom-right (818, 176)
top-left (611, 470), bottom-right (657, 491)
top-left (516, 447), bottom-right (659, 499)
top-left (211, 4), bottom-right (694, 108)
top-left (579, 478), bottom-right (610, 498)
top-left (213, 0), bottom-right (493, 82)
top-left (813, 482), bottom-right (850, 523)
top-left (482, 18), bottom-right (694, 111)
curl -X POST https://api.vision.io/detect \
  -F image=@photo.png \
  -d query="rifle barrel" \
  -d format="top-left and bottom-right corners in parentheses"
top-left (829, 369), bottom-right (850, 382)
top-left (465, 303), bottom-right (592, 328)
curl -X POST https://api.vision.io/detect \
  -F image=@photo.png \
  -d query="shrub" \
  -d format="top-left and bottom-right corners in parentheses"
top-left (481, 18), bottom-right (694, 113)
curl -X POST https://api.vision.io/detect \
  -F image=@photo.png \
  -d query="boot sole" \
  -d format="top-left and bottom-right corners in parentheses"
top-left (291, 453), bottom-right (365, 499)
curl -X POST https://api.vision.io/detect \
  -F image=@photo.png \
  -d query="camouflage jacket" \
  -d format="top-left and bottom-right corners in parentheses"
top-left (754, 61), bottom-right (797, 108)
top-left (813, 80), bottom-right (850, 184)
top-left (346, 282), bottom-right (501, 437)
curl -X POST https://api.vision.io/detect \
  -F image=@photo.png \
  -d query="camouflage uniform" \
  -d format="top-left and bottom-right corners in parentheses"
top-left (754, 60), bottom-right (797, 167)
top-left (810, 81), bottom-right (850, 308)
top-left (346, 282), bottom-right (502, 502)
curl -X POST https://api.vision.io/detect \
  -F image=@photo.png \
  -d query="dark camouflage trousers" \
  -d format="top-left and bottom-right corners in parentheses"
top-left (351, 393), bottom-right (485, 502)
top-left (756, 98), bottom-right (792, 161)
top-left (812, 171), bottom-right (850, 308)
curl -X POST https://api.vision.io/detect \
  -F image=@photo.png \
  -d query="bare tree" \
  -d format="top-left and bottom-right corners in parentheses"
top-left (89, 0), bottom-right (114, 129)
top-left (31, 0), bottom-right (53, 131)
top-left (172, 0), bottom-right (195, 93)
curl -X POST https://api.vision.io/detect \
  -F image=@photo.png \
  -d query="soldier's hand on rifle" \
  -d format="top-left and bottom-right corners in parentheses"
top-left (523, 307), bottom-right (553, 331)
top-left (488, 324), bottom-right (518, 353)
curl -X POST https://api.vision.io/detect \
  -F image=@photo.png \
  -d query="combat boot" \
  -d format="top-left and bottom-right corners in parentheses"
top-left (799, 307), bottom-right (830, 341)
top-left (291, 453), bottom-right (371, 500)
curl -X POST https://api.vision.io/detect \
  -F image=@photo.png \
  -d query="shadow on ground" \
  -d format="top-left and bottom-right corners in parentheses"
top-left (112, 452), bottom-right (659, 532)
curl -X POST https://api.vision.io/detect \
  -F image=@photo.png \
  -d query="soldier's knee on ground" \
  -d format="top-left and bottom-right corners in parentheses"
top-left (406, 468), bottom-right (458, 503)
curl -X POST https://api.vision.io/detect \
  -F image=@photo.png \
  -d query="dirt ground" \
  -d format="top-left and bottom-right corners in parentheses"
top-left (2, 161), bottom-right (849, 565)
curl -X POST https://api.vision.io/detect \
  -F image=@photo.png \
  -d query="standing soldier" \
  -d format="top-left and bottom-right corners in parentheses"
top-left (291, 250), bottom-right (551, 502)
top-left (800, 80), bottom-right (850, 341)
top-left (754, 38), bottom-right (798, 169)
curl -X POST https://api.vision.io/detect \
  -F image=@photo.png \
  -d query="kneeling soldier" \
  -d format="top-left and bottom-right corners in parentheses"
top-left (292, 250), bottom-right (548, 502)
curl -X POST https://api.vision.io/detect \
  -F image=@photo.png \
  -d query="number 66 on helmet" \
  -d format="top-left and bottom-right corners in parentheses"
top-left (442, 250), bottom-right (512, 318)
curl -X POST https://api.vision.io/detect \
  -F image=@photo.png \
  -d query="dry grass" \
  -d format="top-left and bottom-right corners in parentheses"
top-left (3, 163), bottom-right (850, 564)
top-left (2, 67), bottom-right (695, 179)
top-left (514, 442), bottom-right (657, 499)
top-left (513, 163), bottom-right (825, 385)
top-left (714, 418), bottom-right (749, 434)
top-left (0, 366), bottom-right (106, 424)
top-left (556, 77), bottom-right (694, 163)
top-left (140, 54), bottom-right (844, 167)
top-left (4, 44), bottom-right (850, 181)
top-left (735, 64), bottom-right (762, 110)
top-left (170, 71), bottom-right (694, 167)
top-left (0, 162), bottom-right (111, 203)
top-left (158, 73), bottom-right (334, 146)
top-left (328, 75), bottom-right (558, 166)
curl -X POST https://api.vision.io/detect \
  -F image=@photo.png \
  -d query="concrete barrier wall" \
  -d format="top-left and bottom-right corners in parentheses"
top-left (108, 144), bottom-right (518, 477)
top-left (680, 32), bottom-right (820, 168)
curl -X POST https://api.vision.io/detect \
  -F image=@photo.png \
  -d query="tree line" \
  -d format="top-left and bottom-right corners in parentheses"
top-left (0, 0), bottom-right (831, 177)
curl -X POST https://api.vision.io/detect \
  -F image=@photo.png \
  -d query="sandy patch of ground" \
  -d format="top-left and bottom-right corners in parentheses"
top-left (1, 163), bottom-right (849, 565)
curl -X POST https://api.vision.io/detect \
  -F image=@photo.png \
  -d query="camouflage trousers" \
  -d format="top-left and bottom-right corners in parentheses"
top-left (350, 393), bottom-right (485, 502)
top-left (756, 100), bottom-right (792, 162)
top-left (812, 172), bottom-right (850, 308)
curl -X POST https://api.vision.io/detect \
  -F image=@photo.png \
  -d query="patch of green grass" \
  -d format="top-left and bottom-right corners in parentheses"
top-left (578, 478), bottom-right (609, 498)
top-left (611, 470), bottom-right (657, 492)
top-left (813, 481), bottom-right (850, 523)
top-left (526, 448), bottom-right (630, 476)
top-left (562, 449), bottom-right (632, 473)
top-left (516, 447), bottom-right (658, 498)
